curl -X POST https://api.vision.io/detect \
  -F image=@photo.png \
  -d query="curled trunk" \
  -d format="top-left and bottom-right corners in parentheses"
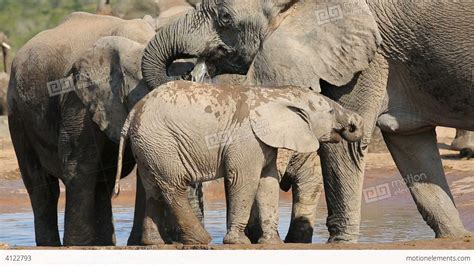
top-left (142, 8), bottom-right (213, 89)
top-left (332, 102), bottom-right (365, 143)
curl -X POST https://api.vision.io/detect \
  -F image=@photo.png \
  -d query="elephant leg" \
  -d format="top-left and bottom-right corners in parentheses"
top-left (128, 172), bottom-right (146, 245)
top-left (60, 105), bottom-right (105, 246)
top-left (382, 129), bottom-right (471, 238)
top-left (9, 116), bottom-right (61, 246)
top-left (160, 179), bottom-right (211, 244)
top-left (223, 167), bottom-right (262, 245)
top-left (187, 184), bottom-right (204, 224)
top-left (451, 129), bottom-right (474, 158)
top-left (285, 153), bottom-right (322, 243)
top-left (136, 166), bottom-right (165, 245)
top-left (93, 179), bottom-right (116, 245)
top-left (142, 195), bottom-right (165, 245)
top-left (245, 202), bottom-right (262, 244)
top-left (63, 172), bottom-right (97, 246)
top-left (255, 176), bottom-right (282, 244)
top-left (19, 158), bottom-right (61, 246)
top-left (320, 52), bottom-right (389, 243)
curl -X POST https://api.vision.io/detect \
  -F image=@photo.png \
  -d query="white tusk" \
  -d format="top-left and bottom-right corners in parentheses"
top-left (1, 42), bottom-right (11, 50)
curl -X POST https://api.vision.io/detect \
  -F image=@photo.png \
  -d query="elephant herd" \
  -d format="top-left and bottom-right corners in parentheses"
top-left (4, 0), bottom-right (473, 246)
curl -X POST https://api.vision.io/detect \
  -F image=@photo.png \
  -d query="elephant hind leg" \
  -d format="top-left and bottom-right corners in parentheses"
top-left (158, 178), bottom-right (211, 245)
top-left (9, 117), bottom-right (61, 246)
top-left (223, 164), bottom-right (263, 244)
top-left (382, 129), bottom-right (472, 238)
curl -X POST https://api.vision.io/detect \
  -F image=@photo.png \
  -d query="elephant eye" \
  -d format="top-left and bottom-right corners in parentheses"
top-left (218, 9), bottom-right (233, 27)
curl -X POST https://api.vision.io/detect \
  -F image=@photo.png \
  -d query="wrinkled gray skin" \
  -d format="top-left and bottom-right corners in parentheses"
top-left (0, 32), bottom-right (10, 115)
top-left (115, 80), bottom-right (364, 244)
top-left (451, 130), bottom-right (474, 158)
top-left (6, 12), bottom-right (203, 246)
top-left (212, 74), bottom-right (325, 243)
top-left (143, 0), bottom-right (473, 242)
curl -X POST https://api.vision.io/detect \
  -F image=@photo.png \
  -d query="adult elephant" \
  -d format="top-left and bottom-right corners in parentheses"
top-left (7, 12), bottom-right (201, 246)
top-left (141, 0), bottom-right (473, 242)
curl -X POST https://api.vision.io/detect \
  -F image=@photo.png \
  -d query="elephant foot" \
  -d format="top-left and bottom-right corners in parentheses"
top-left (181, 230), bottom-right (212, 245)
top-left (223, 231), bottom-right (251, 245)
top-left (451, 131), bottom-right (474, 158)
top-left (258, 233), bottom-right (283, 244)
top-left (459, 148), bottom-right (473, 159)
top-left (36, 240), bottom-right (62, 247)
top-left (127, 236), bottom-right (142, 246)
top-left (142, 234), bottom-right (165, 246)
top-left (285, 217), bottom-right (313, 243)
top-left (327, 233), bottom-right (358, 244)
top-left (436, 228), bottom-right (473, 239)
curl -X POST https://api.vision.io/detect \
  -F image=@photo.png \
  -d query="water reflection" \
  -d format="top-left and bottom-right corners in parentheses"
top-left (0, 200), bottom-right (433, 246)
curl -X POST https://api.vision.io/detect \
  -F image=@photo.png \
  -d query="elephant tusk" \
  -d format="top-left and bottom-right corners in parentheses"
top-left (1, 42), bottom-right (10, 50)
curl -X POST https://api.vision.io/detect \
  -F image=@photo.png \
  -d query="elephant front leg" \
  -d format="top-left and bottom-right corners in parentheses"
top-left (93, 180), bottom-right (116, 245)
top-left (254, 176), bottom-right (282, 244)
top-left (382, 129), bottom-right (472, 238)
top-left (320, 142), bottom-right (366, 243)
top-left (284, 153), bottom-right (323, 243)
top-left (63, 174), bottom-right (97, 246)
top-left (223, 167), bottom-right (262, 245)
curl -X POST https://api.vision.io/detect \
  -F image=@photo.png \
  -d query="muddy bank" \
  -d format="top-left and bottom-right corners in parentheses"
top-left (2, 238), bottom-right (473, 250)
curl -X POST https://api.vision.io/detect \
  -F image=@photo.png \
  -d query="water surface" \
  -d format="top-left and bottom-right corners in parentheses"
top-left (0, 199), bottom-right (434, 246)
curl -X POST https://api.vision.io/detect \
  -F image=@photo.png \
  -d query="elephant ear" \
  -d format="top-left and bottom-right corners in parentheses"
top-left (249, 101), bottom-right (319, 153)
top-left (257, 0), bottom-right (382, 87)
top-left (72, 36), bottom-right (150, 143)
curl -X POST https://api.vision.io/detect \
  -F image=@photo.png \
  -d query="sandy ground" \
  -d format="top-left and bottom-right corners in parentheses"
top-left (0, 120), bottom-right (473, 249)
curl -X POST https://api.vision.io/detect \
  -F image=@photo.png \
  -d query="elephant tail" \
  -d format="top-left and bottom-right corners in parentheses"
top-left (113, 111), bottom-right (134, 198)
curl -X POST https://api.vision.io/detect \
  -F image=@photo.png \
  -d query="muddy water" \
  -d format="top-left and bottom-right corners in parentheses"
top-left (0, 198), bottom-right (435, 246)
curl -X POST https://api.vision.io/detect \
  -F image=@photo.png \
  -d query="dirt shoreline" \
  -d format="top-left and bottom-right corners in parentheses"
top-left (2, 238), bottom-right (473, 250)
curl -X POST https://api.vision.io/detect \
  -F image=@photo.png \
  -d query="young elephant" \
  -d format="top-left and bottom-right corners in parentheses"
top-left (115, 80), bottom-right (364, 244)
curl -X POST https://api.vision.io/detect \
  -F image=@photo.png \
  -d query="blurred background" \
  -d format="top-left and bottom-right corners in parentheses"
top-left (0, 0), bottom-right (202, 72)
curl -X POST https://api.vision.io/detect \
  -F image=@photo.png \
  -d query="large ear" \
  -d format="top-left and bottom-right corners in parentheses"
top-left (250, 101), bottom-right (319, 153)
top-left (71, 36), bottom-right (150, 143)
top-left (257, 0), bottom-right (381, 87)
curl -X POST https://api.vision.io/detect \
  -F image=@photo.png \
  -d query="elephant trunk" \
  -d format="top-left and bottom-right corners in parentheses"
top-left (142, 7), bottom-right (214, 89)
top-left (333, 103), bottom-right (364, 143)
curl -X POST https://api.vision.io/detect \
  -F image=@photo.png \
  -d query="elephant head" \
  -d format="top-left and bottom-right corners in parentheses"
top-left (141, 0), bottom-right (381, 90)
top-left (250, 87), bottom-right (364, 153)
top-left (141, 0), bottom-right (302, 89)
top-left (71, 36), bottom-right (151, 142)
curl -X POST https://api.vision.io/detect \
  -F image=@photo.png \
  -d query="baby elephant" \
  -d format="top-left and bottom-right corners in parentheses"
top-left (115, 80), bottom-right (364, 245)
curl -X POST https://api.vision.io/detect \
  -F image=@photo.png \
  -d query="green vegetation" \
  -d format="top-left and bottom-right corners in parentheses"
top-left (0, 0), bottom-right (160, 72)
top-left (0, 0), bottom-right (97, 52)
